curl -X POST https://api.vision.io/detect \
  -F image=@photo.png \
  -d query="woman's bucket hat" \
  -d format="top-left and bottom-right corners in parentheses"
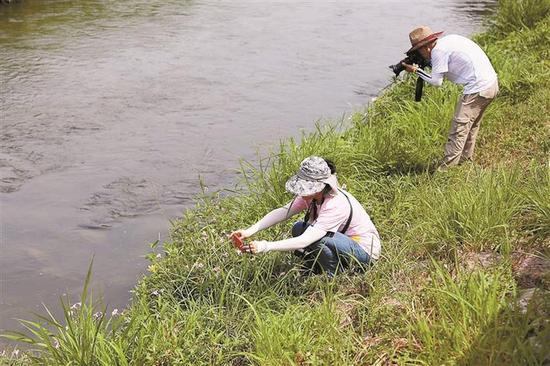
top-left (285, 156), bottom-right (339, 197)
top-left (407, 26), bottom-right (444, 53)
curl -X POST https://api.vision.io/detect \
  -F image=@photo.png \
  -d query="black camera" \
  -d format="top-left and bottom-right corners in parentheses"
top-left (388, 50), bottom-right (430, 102)
top-left (389, 50), bottom-right (428, 76)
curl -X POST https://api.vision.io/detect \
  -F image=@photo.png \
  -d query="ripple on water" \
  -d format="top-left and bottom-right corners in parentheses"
top-left (79, 176), bottom-right (194, 228)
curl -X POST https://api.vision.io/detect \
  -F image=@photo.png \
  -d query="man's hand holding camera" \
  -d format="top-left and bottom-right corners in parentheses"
top-left (401, 62), bottom-right (419, 74)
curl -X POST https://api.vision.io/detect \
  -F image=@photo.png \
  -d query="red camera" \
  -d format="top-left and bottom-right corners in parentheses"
top-left (230, 233), bottom-right (244, 251)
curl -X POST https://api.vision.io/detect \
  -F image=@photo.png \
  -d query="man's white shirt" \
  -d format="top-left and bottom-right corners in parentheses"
top-left (417, 34), bottom-right (497, 94)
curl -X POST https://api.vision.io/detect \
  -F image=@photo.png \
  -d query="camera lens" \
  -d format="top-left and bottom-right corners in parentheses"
top-left (389, 62), bottom-right (405, 76)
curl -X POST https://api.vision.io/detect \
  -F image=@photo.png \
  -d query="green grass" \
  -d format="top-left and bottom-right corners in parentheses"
top-left (1, 260), bottom-right (132, 365)
top-left (2, 0), bottom-right (550, 364)
top-left (489, 0), bottom-right (550, 35)
top-left (406, 260), bottom-right (520, 365)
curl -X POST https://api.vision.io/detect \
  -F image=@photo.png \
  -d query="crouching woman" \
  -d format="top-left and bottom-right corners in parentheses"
top-left (231, 156), bottom-right (381, 276)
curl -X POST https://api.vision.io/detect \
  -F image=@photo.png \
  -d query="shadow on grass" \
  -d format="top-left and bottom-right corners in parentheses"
top-left (456, 288), bottom-right (550, 366)
top-left (380, 161), bottom-right (438, 177)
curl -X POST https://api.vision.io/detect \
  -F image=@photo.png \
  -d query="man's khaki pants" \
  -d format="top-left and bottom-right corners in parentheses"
top-left (442, 80), bottom-right (499, 167)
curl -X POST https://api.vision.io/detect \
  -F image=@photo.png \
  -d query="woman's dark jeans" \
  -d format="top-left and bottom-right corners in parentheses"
top-left (292, 221), bottom-right (371, 276)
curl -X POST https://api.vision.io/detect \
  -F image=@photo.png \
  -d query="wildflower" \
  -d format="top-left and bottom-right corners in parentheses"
top-left (195, 262), bottom-right (204, 269)
top-left (93, 311), bottom-right (103, 321)
top-left (53, 338), bottom-right (60, 349)
top-left (151, 290), bottom-right (159, 296)
top-left (69, 302), bottom-right (82, 317)
top-left (111, 308), bottom-right (119, 316)
top-left (156, 253), bottom-right (161, 259)
top-left (11, 348), bottom-right (19, 357)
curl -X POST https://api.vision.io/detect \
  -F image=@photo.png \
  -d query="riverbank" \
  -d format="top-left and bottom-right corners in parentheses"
top-left (2, 0), bottom-right (549, 363)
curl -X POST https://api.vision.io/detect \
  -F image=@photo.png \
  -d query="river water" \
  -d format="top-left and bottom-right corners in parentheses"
top-left (0, 0), bottom-right (496, 340)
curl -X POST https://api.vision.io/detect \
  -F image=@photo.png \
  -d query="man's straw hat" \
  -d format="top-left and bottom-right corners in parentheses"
top-left (407, 26), bottom-right (444, 53)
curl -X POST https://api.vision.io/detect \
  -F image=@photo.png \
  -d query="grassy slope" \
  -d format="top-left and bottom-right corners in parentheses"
top-left (3, 0), bottom-right (550, 364)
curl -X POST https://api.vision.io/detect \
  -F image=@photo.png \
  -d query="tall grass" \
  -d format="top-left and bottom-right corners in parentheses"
top-left (404, 166), bottom-right (525, 255)
top-left (404, 260), bottom-right (545, 365)
top-left (523, 167), bottom-right (550, 241)
top-left (240, 291), bottom-right (356, 365)
top-left (1, 261), bottom-right (130, 365)
top-left (491, 0), bottom-right (550, 35)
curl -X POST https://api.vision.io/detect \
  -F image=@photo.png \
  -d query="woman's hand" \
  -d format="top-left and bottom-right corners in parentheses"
top-left (242, 240), bottom-right (268, 254)
top-left (240, 241), bottom-right (256, 254)
top-left (229, 229), bottom-right (252, 240)
top-left (401, 62), bottom-right (418, 73)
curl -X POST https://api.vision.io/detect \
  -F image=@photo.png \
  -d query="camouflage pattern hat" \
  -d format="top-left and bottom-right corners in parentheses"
top-left (285, 156), bottom-right (339, 196)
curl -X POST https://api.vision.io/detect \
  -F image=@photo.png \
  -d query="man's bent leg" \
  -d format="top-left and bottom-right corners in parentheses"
top-left (461, 82), bottom-right (498, 162)
top-left (459, 98), bottom-right (491, 163)
top-left (441, 93), bottom-right (480, 168)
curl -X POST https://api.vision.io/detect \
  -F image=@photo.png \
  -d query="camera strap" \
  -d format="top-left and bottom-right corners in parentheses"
top-left (304, 189), bottom-right (353, 236)
top-left (338, 189), bottom-right (354, 234)
top-left (415, 77), bottom-right (425, 102)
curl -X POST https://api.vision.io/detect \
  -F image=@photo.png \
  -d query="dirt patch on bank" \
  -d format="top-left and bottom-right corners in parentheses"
top-left (512, 252), bottom-right (550, 289)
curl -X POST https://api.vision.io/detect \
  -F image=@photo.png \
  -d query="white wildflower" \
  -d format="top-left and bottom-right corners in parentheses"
top-left (111, 308), bottom-right (119, 316)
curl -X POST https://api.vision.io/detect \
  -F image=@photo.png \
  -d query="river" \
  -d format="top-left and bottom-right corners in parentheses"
top-left (0, 0), bottom-right (496, 342)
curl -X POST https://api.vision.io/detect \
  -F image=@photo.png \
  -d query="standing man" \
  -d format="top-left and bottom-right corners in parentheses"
top-left (402, 26), bottom-right (499, 170)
